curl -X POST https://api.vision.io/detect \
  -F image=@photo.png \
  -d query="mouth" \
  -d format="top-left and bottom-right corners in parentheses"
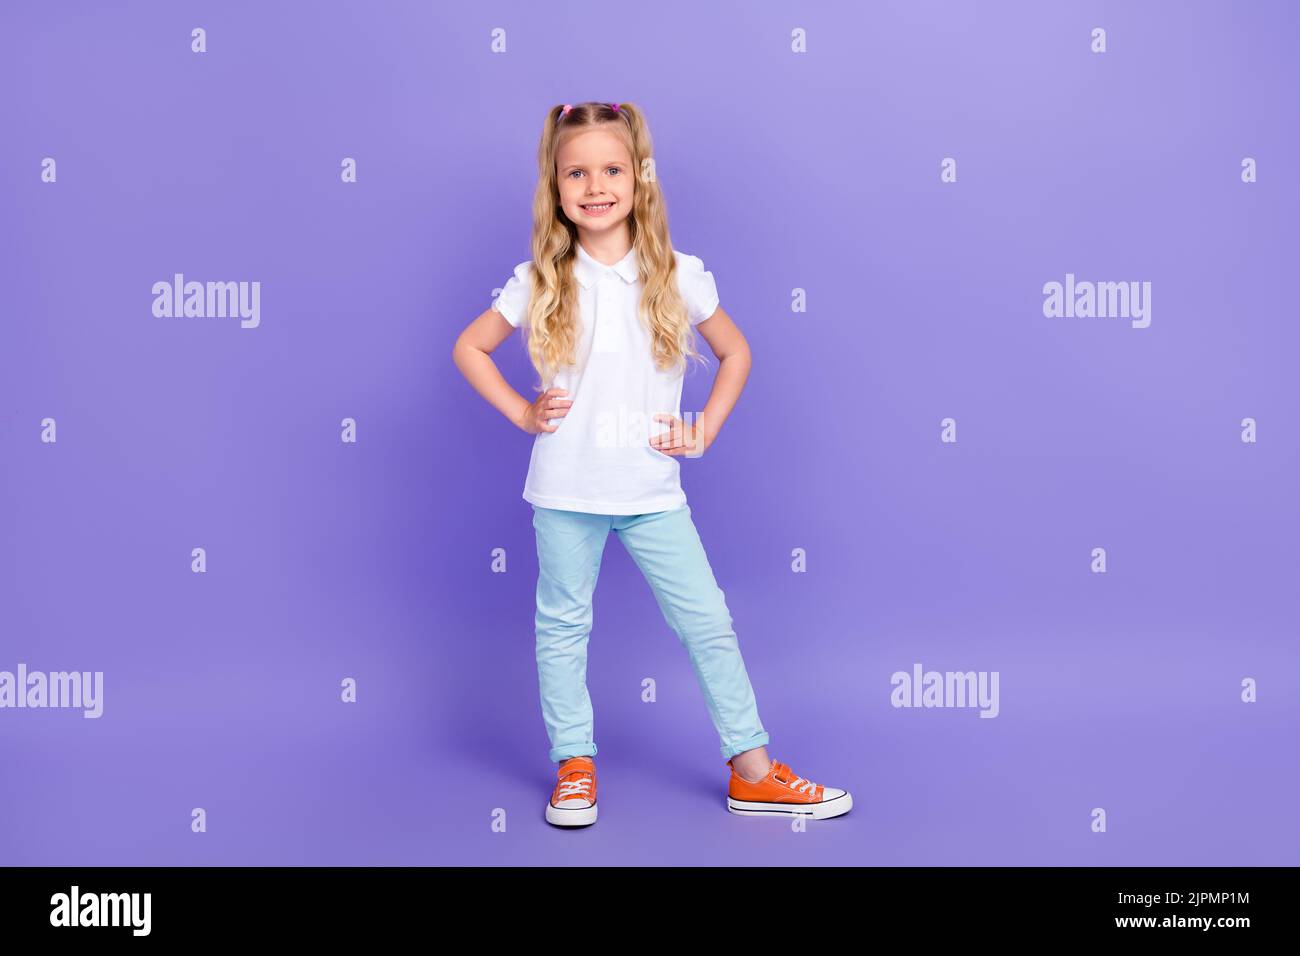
top-left (579, 201), bottom-right (616, 215)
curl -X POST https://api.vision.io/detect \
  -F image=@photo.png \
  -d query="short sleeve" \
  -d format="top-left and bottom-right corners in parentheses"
top-left (675, 252), bottom-right (720, 326)
top-left (492, 260), bottom-right (534, 328)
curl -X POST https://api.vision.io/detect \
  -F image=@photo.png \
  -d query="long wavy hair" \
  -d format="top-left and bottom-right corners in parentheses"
top-left (519, 101), bottom-right (707, 390)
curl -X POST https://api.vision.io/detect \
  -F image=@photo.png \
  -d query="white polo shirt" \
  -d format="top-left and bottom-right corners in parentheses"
top-left (492, 243), bottom-right (720, 515)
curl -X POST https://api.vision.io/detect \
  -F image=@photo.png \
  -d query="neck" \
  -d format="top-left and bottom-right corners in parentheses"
top-left (577, 224), bottom-right (632, 266)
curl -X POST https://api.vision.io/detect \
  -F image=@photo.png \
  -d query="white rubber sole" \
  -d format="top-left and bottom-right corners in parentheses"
top-left (546, 801), bottom-right (597, 827)
top-left (727, 791), bottom-right (852, 820)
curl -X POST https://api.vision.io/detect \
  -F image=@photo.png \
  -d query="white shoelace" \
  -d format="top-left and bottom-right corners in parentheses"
top-left (763, 762), bottom-right (818, 795)
top-left (557, 779), bottom-right (591, 798)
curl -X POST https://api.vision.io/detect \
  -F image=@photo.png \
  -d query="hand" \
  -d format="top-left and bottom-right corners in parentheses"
top-left (649, 414), bottom-right (709, 458)
top-left (518, 388), bottom-right (573, 434)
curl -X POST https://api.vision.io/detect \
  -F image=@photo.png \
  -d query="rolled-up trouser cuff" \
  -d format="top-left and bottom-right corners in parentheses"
top-left (550, 742), bottom-right (598, 763)
top-left (721, 731), bottom-right (770, 760)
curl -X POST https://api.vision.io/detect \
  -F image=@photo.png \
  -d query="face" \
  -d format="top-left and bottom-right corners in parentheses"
top-left (554, 127), bottom-right (634, 240)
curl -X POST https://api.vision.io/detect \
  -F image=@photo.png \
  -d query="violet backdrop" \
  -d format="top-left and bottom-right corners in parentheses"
top-left (2, 0), bottom-right (1297, 865)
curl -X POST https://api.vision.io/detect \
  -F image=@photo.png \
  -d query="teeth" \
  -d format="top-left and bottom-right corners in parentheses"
top-left (583, 203), bottom-right (612, 211)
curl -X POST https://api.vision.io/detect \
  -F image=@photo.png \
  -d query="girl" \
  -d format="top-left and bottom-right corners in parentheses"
top-left (452, 101), bottom-right (850, 826)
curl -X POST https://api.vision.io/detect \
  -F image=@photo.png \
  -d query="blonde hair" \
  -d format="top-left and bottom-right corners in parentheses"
top-left (518, 101), bottom-right (707, 390)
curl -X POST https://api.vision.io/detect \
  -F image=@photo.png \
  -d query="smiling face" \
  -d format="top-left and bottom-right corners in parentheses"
top-left (555, 127), bottom-right (634, 243)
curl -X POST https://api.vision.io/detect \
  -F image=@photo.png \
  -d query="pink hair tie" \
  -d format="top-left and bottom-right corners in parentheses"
top-left (561, 103), bottom-right (573, 117)
top-left (610, 103), bottom-right (620, 112)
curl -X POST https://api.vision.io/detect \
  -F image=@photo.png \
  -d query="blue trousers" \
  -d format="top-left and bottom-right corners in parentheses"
top-left (532, 503), bottom-right (770, 763)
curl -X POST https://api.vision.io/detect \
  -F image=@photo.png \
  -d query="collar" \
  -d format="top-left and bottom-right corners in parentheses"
top-left (573, 242), bottom-right (638, 290)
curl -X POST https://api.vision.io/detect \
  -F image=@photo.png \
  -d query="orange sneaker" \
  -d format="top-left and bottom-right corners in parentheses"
top-left (726, 758), bottom-right (851, 819)
top-left (545, 756), bottom-right (597, 827)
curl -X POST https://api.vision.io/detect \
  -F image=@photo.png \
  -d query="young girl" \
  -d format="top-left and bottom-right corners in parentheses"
top-left (453, 101), bottom-right (851, 826)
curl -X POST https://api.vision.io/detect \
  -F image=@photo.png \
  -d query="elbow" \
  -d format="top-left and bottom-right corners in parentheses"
top-left (453, 335), bottom-right (493, 372)
top-left (722, 341), bottom-right (752, 368)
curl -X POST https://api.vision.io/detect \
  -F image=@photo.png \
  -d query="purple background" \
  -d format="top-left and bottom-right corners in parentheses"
top-left (2, 0), bottom-right (1297, 866)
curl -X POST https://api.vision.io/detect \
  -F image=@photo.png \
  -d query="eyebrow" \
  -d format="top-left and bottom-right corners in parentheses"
top-left (560, 160), bottom-right (628, 172)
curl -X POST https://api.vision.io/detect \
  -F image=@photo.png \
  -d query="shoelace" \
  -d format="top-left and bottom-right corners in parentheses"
top-left (790, 776), bottom-right (816, 794)
top-left (773, 762), bottom-right (817, 794)
top-left (556, 777), bottom-right (592, 798)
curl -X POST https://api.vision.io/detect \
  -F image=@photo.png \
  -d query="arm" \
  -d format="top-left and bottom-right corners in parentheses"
top-left (692, 305), bottom-right (751, 447)
top-left (451, 307), bottom-right (534, 431)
